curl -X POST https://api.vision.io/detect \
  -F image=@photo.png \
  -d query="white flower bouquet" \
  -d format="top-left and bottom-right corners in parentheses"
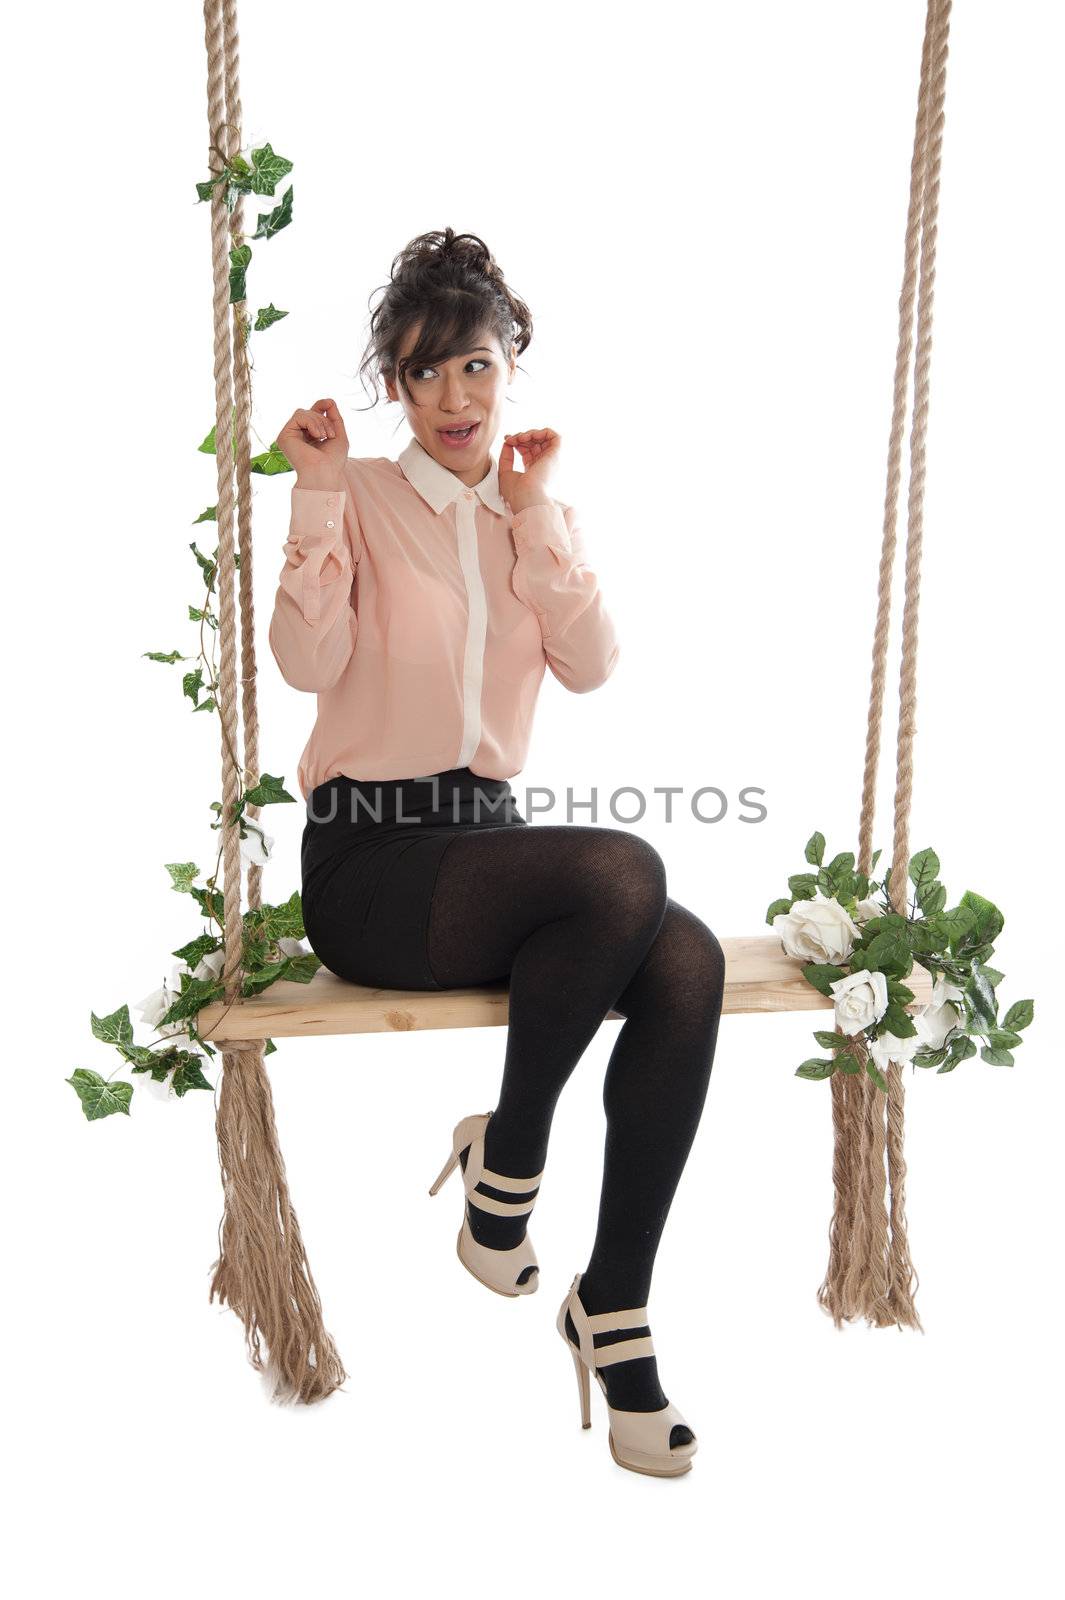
top-left (767, 834), bottom-right (1034, 1089)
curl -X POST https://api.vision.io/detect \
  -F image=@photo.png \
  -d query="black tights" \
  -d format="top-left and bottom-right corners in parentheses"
top-left (427, 824), bottom-right (726, 1412)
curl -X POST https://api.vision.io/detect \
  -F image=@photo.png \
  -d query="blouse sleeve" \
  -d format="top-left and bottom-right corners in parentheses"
top-left (510, 500), bottom-right (620, 692)
top-left (267, 480), bottom-right (362, 693)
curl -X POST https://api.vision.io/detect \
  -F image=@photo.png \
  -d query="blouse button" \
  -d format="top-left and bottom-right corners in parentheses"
top-left (464, 490), bottom-right (475, 501)
top-left (325, 519), bottom-right (335, 528)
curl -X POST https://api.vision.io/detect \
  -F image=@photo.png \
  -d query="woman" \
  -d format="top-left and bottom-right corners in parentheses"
top-left (269, 228), bottom-right (725, 1478)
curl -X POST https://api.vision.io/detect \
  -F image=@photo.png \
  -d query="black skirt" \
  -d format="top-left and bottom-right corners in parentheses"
top-left (300, 766), bottom-right (529, 990)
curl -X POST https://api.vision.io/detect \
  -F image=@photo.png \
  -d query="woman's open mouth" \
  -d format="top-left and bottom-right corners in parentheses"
top-left (437, 421), bottom-right (481, 450)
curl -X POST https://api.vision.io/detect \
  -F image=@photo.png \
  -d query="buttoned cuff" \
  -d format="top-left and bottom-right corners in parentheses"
top-left (284, 488), bottom-right (349, 624)
top-left (510, 501), bottom-right (572, 556)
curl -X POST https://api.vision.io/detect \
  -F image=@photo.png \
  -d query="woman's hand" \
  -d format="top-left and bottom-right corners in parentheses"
top-left (278, 398), bottom-right (349, 483)
top-left (499, 428), bottom-right (560, 514)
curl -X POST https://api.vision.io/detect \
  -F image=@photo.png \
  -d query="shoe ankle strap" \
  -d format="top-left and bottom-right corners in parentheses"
top-left (480, 1163), bottom-right (544, 1191)
top-left (585, 1305), bottom-right (649, 1333)
top-left (593, 1332), bottom-right (656, 1368)
top-left (467, 1187), bottom-right (539, 1217)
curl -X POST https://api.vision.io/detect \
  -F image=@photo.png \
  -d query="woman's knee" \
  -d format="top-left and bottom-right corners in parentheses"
top-left (615, 900), bottom-right (727, 1016)
top-left (578, 829), bottom-right (668, 933)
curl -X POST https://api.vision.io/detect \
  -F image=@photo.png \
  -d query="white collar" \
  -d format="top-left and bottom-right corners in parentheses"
top-left (397, 434), bottom-right (506, 517)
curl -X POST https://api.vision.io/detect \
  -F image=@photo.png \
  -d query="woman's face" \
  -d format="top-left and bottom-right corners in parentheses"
top-left (385, 323), bottom-right (516, 483)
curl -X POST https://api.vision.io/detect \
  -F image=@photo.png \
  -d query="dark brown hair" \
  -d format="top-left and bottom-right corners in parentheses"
top-left (354, 228), bottom-right (533, 416)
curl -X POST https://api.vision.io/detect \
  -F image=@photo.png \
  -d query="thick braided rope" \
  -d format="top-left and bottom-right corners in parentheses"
top-left (856, 0), bottom-right (940, 877)
top-left (223, 0), bottom-right (264, 915)
top-left (202, 0), bottom-right (244, 1006)
top-left (883, 0), bottom-right (953, 1330)
top-left (821, 0), bottom-right (951, 1329)
top-left (202, 0), bottom-right (346, 1403)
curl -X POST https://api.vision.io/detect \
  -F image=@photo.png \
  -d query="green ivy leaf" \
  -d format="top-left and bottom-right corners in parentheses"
top-left (908, 848), bottom-right (940, 892)
top-left (824, 851), bottom-right (855, 878)
top-left (171, 1056), bottom-right (214, 1097)
top-left (191, 883), bottom-right (224, 921)
top-left (251, 183), bottom-right (293, 241)
top-left (965, 963), bottom-right (999, 1034)
top-left (283, 952), bottom-right (321, 984)
top-left (880, 1004), bottom-right (918, 1038)
top-left (243, 773), bottom-right (296, 808)
top-left (90, 1004), bottom-right (134, 1047)
top-left (172, 932), bottom-right (219, 967)
top-left (248, 142), bottom-right (294, 194)
top-left (804, 832), bottom-right (826, 867)
top-left (159, 975), bottom-right (224, 1026)
top-left (143, 649), bottom-right (186, 664)
top-left (1002, 999), bottom-right (1034, 1032)
top-left (765, 897), bottom-right (792, 925)
top-left (241, 960), bottom-right (289, 996)
top-left (916, 881), bottom-right (947, 916)
top-left (244, 892), bottom-right (305, 942)
top-left (253, 304), bottom-right (288, 331)
top-left (182, 666), bottom-right (205, 705)
top-left (865, 1058), bottom-right (889, 1092)
top-left (250, 445), bottom-right (293, 475)
top-left (958, 889), bottom-right (1004, 947)
top-left (801, 963), bottom-right (846, 997)
top-left (986, 1028), bottom-right (1022, 1051)
top-left (863, 931), bottom-right (911, 977)
top-left (796, 1058), bottom-right (836, 1080)
top-left (787, 872), bottom-right (818, 901)
top-left (67, 1069), bottom-right (133, 1121)
top-left (165, 862), bottom-right (199, 894)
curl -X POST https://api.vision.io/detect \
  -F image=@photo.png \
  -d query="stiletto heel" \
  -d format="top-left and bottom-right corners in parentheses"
top-left (556, 1271), bottom-right (698, 1478)
top-left (569, 1342), bottom-right (592, 1428)
top-left (428, 1146), bottom-right (460, 1195)
top-left (429, 1111), bottom-right (544, 1296)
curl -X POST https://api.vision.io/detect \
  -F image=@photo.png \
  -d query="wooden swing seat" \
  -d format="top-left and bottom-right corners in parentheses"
top-left (198, 933), bottom-right (934, 1043)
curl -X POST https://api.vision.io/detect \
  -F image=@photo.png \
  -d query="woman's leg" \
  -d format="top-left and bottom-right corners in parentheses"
top-left (427, 825), bottom-right (671, 1190)
top-left (427, 825), bottom-right (726, 1411)
top-left (573, 898), bottom-right (726, 1410)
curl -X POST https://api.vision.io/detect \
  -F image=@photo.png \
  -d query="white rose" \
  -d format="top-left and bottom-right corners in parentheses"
top-left (239, 819), bottom-right (275, 866)
top-left (829, 969), bottom-right (889, 1035)
top-left (913, 976), bottom-right (966, 1051)
top-left (869, 1029), bottom-right (922, 1072)
top-left (133, 979), bottom-right (190, 1044)
top-left (853, 896), bottom-right (885, 925)
top-left (278, 937), bottom-right (308, 959)
top-left (192, 947), bottom-right (226, 982)
top-left (930, 975), bottom-right (966, 1010)
top-left (774, 895), bottom-right (860, 965)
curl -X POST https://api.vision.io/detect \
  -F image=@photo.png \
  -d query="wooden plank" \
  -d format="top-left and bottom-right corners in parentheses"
top-left (198, 933), bottom-right (935, 1043)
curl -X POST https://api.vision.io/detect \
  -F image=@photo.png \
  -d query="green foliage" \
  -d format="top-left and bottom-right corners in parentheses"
top-left (73, 134), bottom-right (315, 1125)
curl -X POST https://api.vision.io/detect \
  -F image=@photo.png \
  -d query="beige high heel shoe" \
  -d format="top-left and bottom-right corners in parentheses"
top-left (428, 1111), bottom-right (543, 1297)
top-left (556, 1271), bottom-right (698, 1478)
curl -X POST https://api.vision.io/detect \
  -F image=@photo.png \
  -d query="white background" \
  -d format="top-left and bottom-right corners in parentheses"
top-left (4, 1), bottom-right (1061, 1594)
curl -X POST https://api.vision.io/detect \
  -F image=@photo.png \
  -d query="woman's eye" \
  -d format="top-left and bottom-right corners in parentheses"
top-left (411, 359), bottom-right (490, 382)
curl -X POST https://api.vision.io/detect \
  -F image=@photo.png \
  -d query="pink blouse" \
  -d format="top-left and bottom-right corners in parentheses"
top-left (268, 435), bottom-right (620, 798)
